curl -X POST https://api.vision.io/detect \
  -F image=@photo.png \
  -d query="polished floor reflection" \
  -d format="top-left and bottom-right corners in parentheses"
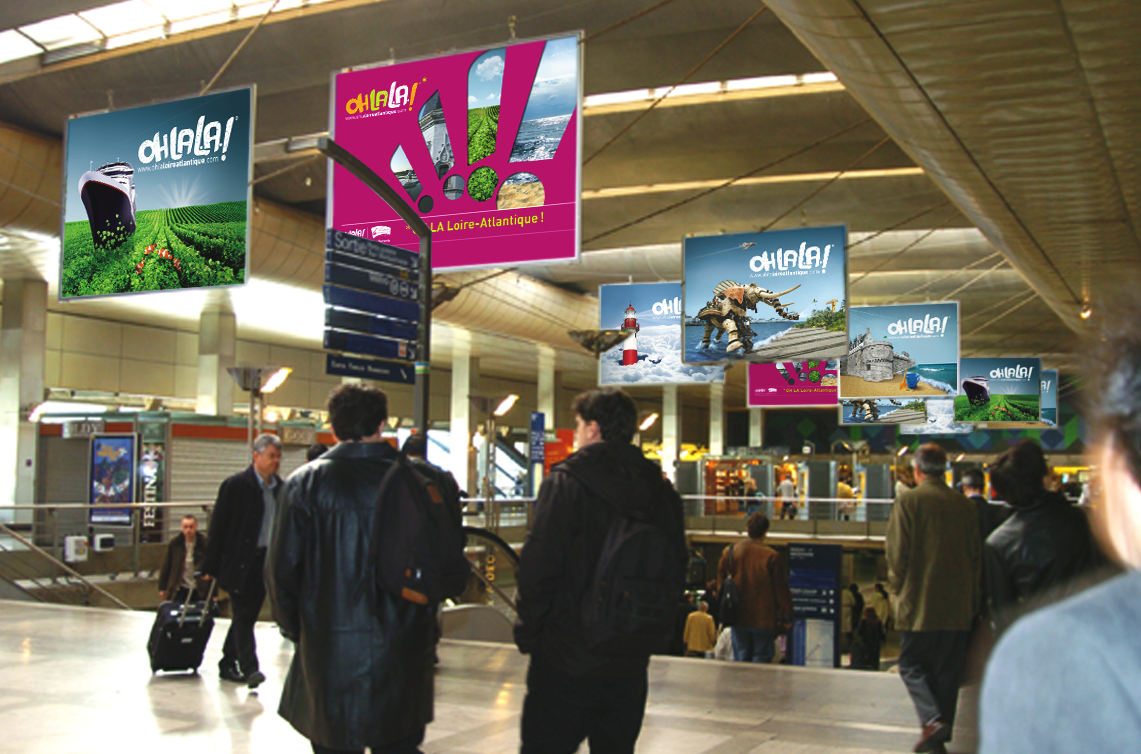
top-left (0, 600), bottom-right (978, 753)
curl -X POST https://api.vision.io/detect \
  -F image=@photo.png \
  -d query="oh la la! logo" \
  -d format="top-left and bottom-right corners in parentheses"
top-left (991, 364), bottom-right (1035, 380)
top-left (346, 80), bottom-right (421, 114)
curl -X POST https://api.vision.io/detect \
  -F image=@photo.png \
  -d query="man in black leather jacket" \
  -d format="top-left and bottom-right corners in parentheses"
top-left (267, 384), bottom-right (433, 754)
top-left (985, 440), bottom-right (1106, 635)
top-left (514, 387), bottom-right (687, 754)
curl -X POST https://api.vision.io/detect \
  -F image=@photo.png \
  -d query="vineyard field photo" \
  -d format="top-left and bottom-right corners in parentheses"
top-left (953, 393), bottom-right (1040, 423)
top-left (61, 201), bottom-right (247, 298)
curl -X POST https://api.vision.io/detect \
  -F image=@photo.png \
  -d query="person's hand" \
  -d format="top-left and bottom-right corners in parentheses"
top-left (159, 590), bottom-right (168, 601)
top-left (199, 573), bottom-right (213, 580)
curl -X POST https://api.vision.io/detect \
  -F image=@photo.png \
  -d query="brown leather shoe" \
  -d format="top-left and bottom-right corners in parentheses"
top-left (914, 720), bottom-right (950, 753)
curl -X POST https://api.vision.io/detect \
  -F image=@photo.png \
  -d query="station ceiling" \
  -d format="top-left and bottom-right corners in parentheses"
top-left (0, 0), bottom-right (1132, 408)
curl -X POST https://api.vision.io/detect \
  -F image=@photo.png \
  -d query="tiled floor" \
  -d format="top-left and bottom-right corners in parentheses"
top-left (0, 600), bottom-right (978, 753)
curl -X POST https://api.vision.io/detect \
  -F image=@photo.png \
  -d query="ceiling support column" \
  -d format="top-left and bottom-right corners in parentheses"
top-left (450, 329), bottom-right (474, 494)
top-left (0, 279), bottom-right (47, 524)
top-left (196, 295), bottom-right (236, 416)
top-left (661, 384), bottom-right (680, 482)
top-left (709, 382), bottom-right (724, 456)
top-left (749, 407), bottom-right (763, 448)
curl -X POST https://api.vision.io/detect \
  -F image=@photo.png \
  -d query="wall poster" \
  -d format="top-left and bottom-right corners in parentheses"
top-left (682, 226), bottom-right (848, 365)
top-left (61, 87), bottom-right (253, 299)
top-left (89, 434), bottom-right (136, 526)
top-left (956, 358), bottom-right (1042, 423)
top-left (598, 282), bottom-right (723, 385)
top-left (331, 34), bottom-right (582, 270)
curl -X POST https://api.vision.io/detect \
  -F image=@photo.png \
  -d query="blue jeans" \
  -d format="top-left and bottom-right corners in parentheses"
top-left (731, 626), bottom-right (776, 663)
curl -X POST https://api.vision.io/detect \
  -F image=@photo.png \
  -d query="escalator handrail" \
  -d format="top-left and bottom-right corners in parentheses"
top-left (462, 526), bottom-right (521, 567)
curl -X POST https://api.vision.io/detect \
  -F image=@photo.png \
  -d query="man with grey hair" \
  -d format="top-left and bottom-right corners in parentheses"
top-left (886, 442), bottom-right (980, 754)
top-left (203, 432), bottom-right (283, 688)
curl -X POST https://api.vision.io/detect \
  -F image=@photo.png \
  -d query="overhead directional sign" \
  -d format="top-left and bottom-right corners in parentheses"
top-left (324, 229), bottom-right (421, 384)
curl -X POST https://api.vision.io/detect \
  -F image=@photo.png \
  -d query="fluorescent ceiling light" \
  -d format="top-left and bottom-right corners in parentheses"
top-left (639, 413), bottom-right (659, 431)
top-left (29, 400), bottom-right (109, 422)
top-left (0, 30), bottom-right (43, 64)
top-left (18, 15), bottom-right (102, 50)
top-left (105, 26), bottom-right (164, 49)
top-left (261, 367), bottom-right (293, 394)
top-left (80, 1), bottom-right (165, 36)
top-left (170, 10), bottom-right (233, 34)
top-left (493, 394), bottom-right (519, 417)
top-left (726, 75), bottom-right (797, 91)
top-left (146, 0), bottom-right (232, 21)
top-left (583, 72), bottom-right (843, 115)
top-left (667, 82), bottom-right (722, 98)
top-left (897, 446), bottom-right (909, 456)
top-left (581, 167), bottom-right (925, 200)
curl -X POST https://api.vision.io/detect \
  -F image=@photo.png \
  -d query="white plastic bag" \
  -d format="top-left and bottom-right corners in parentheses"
top-left (713, 626), bottom-right (733, 661)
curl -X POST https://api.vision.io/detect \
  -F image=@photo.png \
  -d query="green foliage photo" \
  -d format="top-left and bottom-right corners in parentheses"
top-left (467, 105), bottom-right (500, 164)
top-left (61, 201), bottom-right (247, 298)
top-left (468, 167), bottom-right (499, 203)
top-left (791, 302), bottom-right (846, 332)
top-left (953, 394), bottom-right (1040, 422)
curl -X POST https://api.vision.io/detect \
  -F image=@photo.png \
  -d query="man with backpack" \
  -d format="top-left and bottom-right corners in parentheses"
top-left (717, 512), bottom-right (793, 663)
top-left (267, 384), bottom-right (456, 754)
top-left (514, 387), bottom-right (687, 754)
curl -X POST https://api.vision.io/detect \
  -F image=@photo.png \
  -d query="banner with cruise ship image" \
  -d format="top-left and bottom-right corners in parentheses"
top-left (956, 358), bottom-right (1043, 423)
top-left (330, 34), bottom-right (582, 271)
top-left (839, 302), bottom-right (959, 401)
top-left (60, 87), bottom-right (253, 299)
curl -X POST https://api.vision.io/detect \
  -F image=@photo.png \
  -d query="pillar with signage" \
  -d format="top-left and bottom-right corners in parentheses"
top-left (136, 415), bottom-right (169, 544)
top-left (788, 543), bottom-right (841, 668)
top-left (528, 411), bottom-right (545, 497)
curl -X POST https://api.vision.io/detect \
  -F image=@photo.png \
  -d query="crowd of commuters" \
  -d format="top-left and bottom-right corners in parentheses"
top-left (147, 308), bottom-right (1141, 754)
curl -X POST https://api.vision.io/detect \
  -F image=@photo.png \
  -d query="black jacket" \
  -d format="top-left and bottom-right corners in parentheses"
top-left (985, 491), bottom-right (1103, 634)
top-left (202, 465), bottom-right (279, 594)
top-left (514, 440), bottom-right (687, 678)
top-left (266, 441), bottom-right (434, 751)
top-left (158, 532), bottom-right (207, 597)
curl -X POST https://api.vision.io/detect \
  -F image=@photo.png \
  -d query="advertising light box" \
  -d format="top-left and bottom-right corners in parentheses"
top-left (330, 34), bottom-right (582, 271)
top-left (956, 358), bottom-right (1042, 423)
top-left (60, 87), bottom-right (253, 299)
top-left (682, 226), bottom-right (848, 365)
top-left (598, 283), bottom-right (723, 385)
top-left (840, 303), bottom-right (959, 401)
top-left (747, 360), bottom-right (838, 407)
top-left (900, 399), bottom-right (975, 435)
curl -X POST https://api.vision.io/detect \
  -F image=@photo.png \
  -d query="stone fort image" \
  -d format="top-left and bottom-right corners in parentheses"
top-left (841, 328), bottom-right (915, 381)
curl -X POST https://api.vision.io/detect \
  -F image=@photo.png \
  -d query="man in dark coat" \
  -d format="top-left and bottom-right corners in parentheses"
top-left (514, 387), bottom-right (687, 754)
top-left (267, 384), bottom-right (434, 754)
top-left (887, 443), bottom-right (981, 754)
top-left (202, 433), bottom-right (282, 687)
top-left (401, 433), bottom-right (462, 530)
top-left (158, 514), bottom-right (207, 603)
top-left (961, 467), bottom-right (1011, 544)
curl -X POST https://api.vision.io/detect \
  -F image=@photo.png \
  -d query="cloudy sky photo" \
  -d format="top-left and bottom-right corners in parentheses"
top-left (520, 35), bottom-right (579, 121)
top-left (468, 48), bottom-right (505, 108)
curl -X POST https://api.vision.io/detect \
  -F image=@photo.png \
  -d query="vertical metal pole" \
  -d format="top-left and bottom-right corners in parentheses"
top-left (248, 387), bottom-right (257, 450)
top-left (414, 232), bottom-right (432, 433)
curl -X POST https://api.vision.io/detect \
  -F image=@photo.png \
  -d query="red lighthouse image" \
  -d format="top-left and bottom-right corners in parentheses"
top-left (621, 303), bottom-right (640, 366)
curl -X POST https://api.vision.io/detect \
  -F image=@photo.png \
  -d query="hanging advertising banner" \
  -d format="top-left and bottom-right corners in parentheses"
top-left (330, 34), bottom-right (582, 271)
top-left (900, 399), bottom-right (975, 434)
top-left (840, 302), bottom-right (959, 400)
top-left (60, 87), bottom-right (254, 299)
top-left (955, 358), bottom-right (1042, 423)
top-left (89, 434), bottom-right (136, 526)
top-left (839, 398), bottom-right (927, 426)
top-left (682, 226), bottom-right (847, 365)
top-left (598, 283), bottom-right (723, 385)
top-left (747, 359), bottom-right (838, 407)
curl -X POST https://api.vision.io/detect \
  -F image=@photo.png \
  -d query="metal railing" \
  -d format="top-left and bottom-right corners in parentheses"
top-left (681, 494), bottom-right (895, 539)
top-left (0, 521), bottom-right (132, 609)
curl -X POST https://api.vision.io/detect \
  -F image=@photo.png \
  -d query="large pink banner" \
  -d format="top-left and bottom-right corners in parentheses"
top-left (330, 35), bottom-right (581, 270)
top-left (747, 360), bottom-right (838, 407)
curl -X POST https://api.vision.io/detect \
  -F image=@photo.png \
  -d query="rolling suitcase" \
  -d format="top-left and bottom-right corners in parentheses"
top-left (147, 579), bottom-right (218, 673)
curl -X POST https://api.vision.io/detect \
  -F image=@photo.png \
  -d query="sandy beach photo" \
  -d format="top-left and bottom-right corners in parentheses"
top-left (840, 375), bottom-right (948, 397)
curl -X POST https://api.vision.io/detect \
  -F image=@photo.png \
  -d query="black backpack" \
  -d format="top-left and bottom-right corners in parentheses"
top-left (581, 491), bottom-right (687, 656)
top-left (719, 544), bottom-right (741, 627)
top-left (368, 454), bottom-right (470, 606)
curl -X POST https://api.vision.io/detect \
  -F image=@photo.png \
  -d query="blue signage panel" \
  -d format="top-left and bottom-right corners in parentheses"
top-left (327, 249), bottom-right (415, 280)
top-left (324, 330), bottom-right (415, 362)
top-left (323, 284), bottom-right (419, 322)
top-left (326, 228), bottom-right (418, 271)
top-left (788, 543), bottom-right (841, 668)
top-left (325, 353), bottom-right (415, 384)
top-left (326, 308), bottom-right (417, 341)
top-left (529, 411), bottom-right (545, 461)
top-left (325, 262), bottom-right (420, 301)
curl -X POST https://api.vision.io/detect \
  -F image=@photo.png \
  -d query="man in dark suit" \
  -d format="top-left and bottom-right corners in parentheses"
top-left (962, 467), bottom-right (1010, 544)
top-left (202, 433), bottom-right (282, 687)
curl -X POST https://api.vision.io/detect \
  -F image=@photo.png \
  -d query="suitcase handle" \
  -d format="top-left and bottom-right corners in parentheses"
top-left (178, 576), bottom-right (218, 629)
